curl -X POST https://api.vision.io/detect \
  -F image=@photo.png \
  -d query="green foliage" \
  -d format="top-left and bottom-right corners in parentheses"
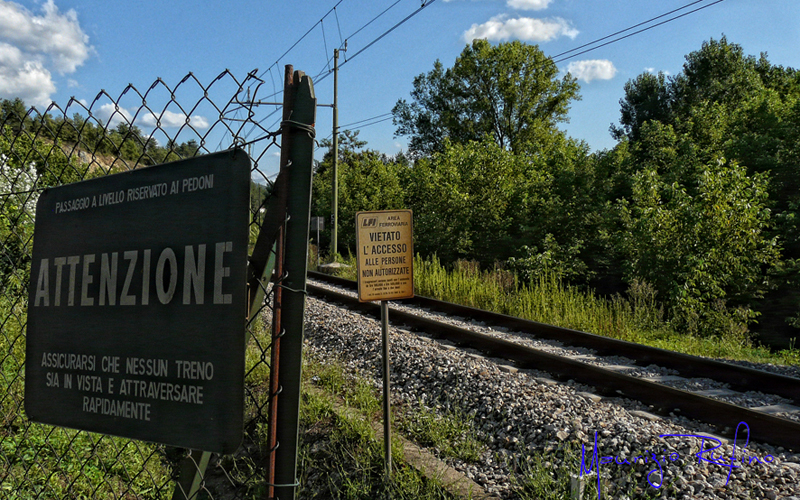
top-left (312, 131), bottom-right (406, 255)
top-left (621, 156), bottom-right (779, 336)
top-left (0, 98), bottom-right (33, 135)
top-left (611, 36), bottom-right (800, 338)
top-left (398, 403), bottom-right (485, 463)
top-left (0, 125), bottom-right (87, 294)
top-left (510, 444), bottom-right (600, 500)
top-left (673, 36), bottom-right (765, 114)
top-left (405, 134), bottom-right (604, 275)
top-left (1, 103), bottom-right (192, 499)
top-left (305, 357), bottom-right (380, 416)
top-left (506, 234), bottom-right (589, 284)
top-left (412, 254), bottom-right (663, 342)
top-left (1, 98), bottom-right (205, 171)
top-left (0, 293), bottom-right (173, 499)
top-left (393, 39), bottom-right (580, 157)
top-left (299, 356), bottom-right (454, 499)
top-left (0, 425), bottom-right (173, 499)
top-left (611, 71), bottom-right (672, 142)
top-left (411, 254), bottom-right (800, 363)
top-left (406, 138), bottom-right (550, 264)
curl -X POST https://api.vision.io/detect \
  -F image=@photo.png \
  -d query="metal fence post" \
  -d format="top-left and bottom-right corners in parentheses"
top-left (273, 66), bottom-right (316, 500)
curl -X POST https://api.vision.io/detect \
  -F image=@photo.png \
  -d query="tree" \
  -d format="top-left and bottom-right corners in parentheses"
top-left (611, 36), bottom-right (800, 337)
top-left (672, 36), bottom-right (764, 115)
top-left (1, 124), bottom-right (87, 294)
top-left (0, 98), bottom-right (33, 135)
top-left (393, 39), bottom-right (580, 157)
top-left (314, 129), bottom-right (366, 175)
top-left (620, 148), bottom-right (780, 336)
top-left (311, 132), bottom-right (405, 255)
top-left (610, 72), bottom-right (672, 142)
top-left (404, 138), bottom-right (552, 265)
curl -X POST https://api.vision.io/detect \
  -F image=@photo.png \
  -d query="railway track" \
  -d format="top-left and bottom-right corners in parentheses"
top-left (306, 270), bottom-right (800, 451)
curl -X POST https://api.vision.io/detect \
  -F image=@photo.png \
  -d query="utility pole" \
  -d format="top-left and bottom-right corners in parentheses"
top-left (331, 43), bottom-right (346, 258)
top-left (331, 48), bottom-right (340, 258)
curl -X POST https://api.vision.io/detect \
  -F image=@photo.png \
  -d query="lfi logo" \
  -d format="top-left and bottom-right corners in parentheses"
top-left (362, 217), bottom-right (377, 227)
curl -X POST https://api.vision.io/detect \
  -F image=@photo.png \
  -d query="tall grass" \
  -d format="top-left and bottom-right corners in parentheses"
top-left (418, 256), bottom-right (800, 364)
top-left (329, 253), bottom-right (800, 365)
top-left (297, 356), bottom-right (455, 499)
top-left (0, 294), bottom-right (173, 499)
top-left (414, 255), bottom-right (667, 343)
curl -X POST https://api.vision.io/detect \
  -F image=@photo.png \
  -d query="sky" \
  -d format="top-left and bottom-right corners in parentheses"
top-left (1, 0), bottom-right (799, 179)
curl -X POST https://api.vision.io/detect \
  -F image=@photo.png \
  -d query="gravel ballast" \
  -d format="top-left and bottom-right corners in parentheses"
top-left (303, 291), bottom-right (800, 499)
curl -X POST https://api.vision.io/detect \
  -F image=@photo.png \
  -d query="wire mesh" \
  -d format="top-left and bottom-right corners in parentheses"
top-left (1, 70), bottom-right (289, 499)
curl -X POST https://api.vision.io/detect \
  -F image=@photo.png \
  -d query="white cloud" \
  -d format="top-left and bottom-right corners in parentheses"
top-left (463, 15), bottom-right (578, 43)
top-left (140, 110), bottom-right (210, 130)
top-left (0, 0), bottom-right (92, 106)
top-left (96, 103), bottom-right (134, 128)
top-left (645, 67), bottom-right (670, 76)
top-left (507, 0), bottom-right (552, 10)
top-left (566, 59), bottom-right (617, 83)
top-left (0, 43), bottom-right (55, 106)
top-left (95, 105), bottom-right (210, 130)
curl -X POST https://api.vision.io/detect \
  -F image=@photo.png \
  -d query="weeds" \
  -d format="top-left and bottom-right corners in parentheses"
top-left (398, 402), bottom-right (485, 463)
top-left (298, 355), bottom-right (454, 499)
top-left (328, 253), bottom-right (800, 365)
top-left (0, 294), bottom-right (174, 499)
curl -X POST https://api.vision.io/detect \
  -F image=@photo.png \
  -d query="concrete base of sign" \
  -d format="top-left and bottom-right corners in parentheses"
top-left (317, 262), bottom-right (351, 275)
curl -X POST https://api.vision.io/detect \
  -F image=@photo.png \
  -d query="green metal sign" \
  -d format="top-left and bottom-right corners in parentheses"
top-left (25, 149), bottom-right (250, 454)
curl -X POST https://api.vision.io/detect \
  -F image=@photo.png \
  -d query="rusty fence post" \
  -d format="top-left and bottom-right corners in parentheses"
top-left (272, 66), bottom-right (316, 500)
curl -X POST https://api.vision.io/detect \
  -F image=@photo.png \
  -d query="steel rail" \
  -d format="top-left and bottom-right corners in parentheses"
top-left (308, 271), bottom-right (800, 405)
top-left (306, 276), bottom-right (800, 450)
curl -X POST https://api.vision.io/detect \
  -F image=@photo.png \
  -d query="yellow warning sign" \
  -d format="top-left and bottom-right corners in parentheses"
top-left (356, 210), bottom-right (414, 302)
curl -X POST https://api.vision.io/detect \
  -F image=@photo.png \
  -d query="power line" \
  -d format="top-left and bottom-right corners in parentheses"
top-left (348, 115), bottom-right (394, 130)
top-left (549, 0), bottom-right (715, 62)
top-left (250, 0), bottom-right (725, 148)
top-left (256, 0), bottom-right (346, 81)
top-left (339, 112), bottom-right (392, 129)
top-left (313, 113), bottom-right (395, 152)
top-left (313, 0), bottom-right (724, 146)
top-left (341, 0), bottom-right (405, 61)
top-left (552, 0), bottom-right (727, 64)
top-left (249, 0), bottom-right (436, 137)
top-left (315, 0), bottom-right (437, 85)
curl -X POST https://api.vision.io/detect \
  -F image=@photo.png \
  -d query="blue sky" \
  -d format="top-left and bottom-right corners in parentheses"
top-left (2, 0), bottom-right (799, 178)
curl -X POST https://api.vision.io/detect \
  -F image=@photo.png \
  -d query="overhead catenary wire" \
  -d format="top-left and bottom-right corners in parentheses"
top-left (248, 0), bottom-right (726, 150)
top-left (549, 0), bottom-right (720, 62)
top-left (334, 7), bottom-right (345, 48)
top-left (321, 19), bottom-right (332, 73)
top-left (313, 112), bottom-right (394, 148)
top-left (314, 0), bottom-right (437, 85)
top-left (339, 0), bottom-right (405, 63)
top-left (339, 112), bottom-right (393, 130)
top-left (552, 0), bottom-right (728, 64)
top-left (242, 0), bottom-right (435, 140)
top-left (256, 0), bottom-right (346, 81)
top-left (312, 0), bottom-right (729, 145)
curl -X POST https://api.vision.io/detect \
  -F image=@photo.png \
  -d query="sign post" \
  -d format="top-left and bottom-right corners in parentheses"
top-left (311, 216), bottom-right (324, 268)
top-left (25, 149), bottom-right (250, 454)
top-left (355, 209), bottom-right (413, 479)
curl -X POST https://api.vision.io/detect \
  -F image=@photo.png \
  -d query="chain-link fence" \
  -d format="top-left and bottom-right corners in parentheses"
top-left (1, 67), bottom-right (315, 499)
